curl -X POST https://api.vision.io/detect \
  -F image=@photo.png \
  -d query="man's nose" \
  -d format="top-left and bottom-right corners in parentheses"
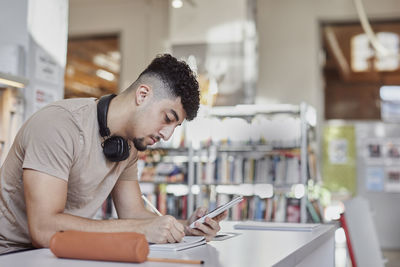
top-left (159, 125), bottom-right (175, 141)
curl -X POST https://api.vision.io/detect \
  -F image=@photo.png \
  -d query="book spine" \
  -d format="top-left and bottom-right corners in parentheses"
top-left (306, 199), bottom-right (321, 223)
top-left (286, 198), bottom-right (301, 223)
top-left (158, 184), bottom-right (167, 215)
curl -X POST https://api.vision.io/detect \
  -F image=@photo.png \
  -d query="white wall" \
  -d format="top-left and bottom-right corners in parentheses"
top-left (68, 0), bottom-right (169, 90)
top-left (0, 0), bottom-right (28, 50)
top-left (0, 0), bottom-right (68, 158)
top-left (169, 0), bottom-right (257, 104)
top-left (0, 0), bottom-right (28, 78)
top-left (169, 0), bottom-right (248, 44)
top-left (28, 0), bottom-right (69, 68)
top-left (25, 0), bottom-right (69, 119)
top-left (256, 0), bottom-right (400, 119)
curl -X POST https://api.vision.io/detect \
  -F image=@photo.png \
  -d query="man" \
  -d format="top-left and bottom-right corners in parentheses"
top-left (0, 54), bottom-right (227, 254)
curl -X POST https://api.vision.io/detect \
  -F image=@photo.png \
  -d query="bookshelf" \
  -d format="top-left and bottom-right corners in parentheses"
top-left (189, 103), bottom-right (319, 223)
top-left (138, 145), bottom-right (193, 219)
top-left (136, 103), bottom-right (320, 223)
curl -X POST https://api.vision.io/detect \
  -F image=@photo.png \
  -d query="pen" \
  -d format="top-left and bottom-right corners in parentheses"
top-left (141, 194), bottom-right (162, 216)
top-left (148, 257), bottom-right (204, 265)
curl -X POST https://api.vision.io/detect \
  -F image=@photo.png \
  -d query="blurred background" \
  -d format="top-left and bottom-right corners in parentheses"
top-left (0, 0), bottom-right (400, 266)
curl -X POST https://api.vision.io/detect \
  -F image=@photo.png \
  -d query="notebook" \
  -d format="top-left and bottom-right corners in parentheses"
top-left (234, 221), bottom-right (321, 232)
top-left (149, 236), bottom-right (206, 251)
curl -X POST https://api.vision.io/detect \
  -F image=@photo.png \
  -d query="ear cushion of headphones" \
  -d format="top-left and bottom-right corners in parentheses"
top-left (102, 136), bottom-right (130, 162)
top-left (97, 94), bottom-right (130, 162)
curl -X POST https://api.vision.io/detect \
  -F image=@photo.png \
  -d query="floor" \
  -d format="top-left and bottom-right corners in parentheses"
top-left (383, 250), bottom-right (400, 267)
top-left (335, 231), bottom-right (400, 267)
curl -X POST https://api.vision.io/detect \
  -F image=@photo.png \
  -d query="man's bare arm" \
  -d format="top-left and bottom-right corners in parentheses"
top-left (111, 179), bottom-right (157, 219)
top-left (111, 177), bottom-right (228, 242)
top-left (23, 169), bottom-right (184, 248)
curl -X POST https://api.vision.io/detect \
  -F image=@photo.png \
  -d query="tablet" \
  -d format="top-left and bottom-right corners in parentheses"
top-left (189, 196), bottom-right (243, 228)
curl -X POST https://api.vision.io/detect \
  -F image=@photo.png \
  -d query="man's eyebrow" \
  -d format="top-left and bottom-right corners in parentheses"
top-left (170, 109), bottom-right (179, 122)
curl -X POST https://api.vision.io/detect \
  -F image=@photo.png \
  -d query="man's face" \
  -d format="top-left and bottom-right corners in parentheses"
top-left (128, 97), bottom-right (186, 151)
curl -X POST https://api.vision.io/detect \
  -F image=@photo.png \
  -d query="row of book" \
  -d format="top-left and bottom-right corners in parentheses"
top-left (196, 193), bottom-right (323, 223)
top-left (140, 162), bottom-right (187, 183)
top-left (196, 153), bottom-right (301, 185)
top-left (142, 185), bottom-right (188, 219)
top-left (138, 152), bottom-right (302, 186)
top-left (139, 185), bottom-right (323, 223)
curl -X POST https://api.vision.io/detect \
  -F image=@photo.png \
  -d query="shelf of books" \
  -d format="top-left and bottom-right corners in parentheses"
top-left (138, 130), bottom-right (195, 219)
top-left (136, 103), bottom-right (321, 223)
top-left (140, 183), bottom-right (189, 220)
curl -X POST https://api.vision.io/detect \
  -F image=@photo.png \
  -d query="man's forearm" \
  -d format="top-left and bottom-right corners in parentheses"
top-left (29, 212), bottom-right (153, 248)
top-left (116, 206), bottom-right (160, 220)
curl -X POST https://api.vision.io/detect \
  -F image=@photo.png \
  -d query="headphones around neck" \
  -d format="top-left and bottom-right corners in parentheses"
top-left (97, 94), bottom-right (130, 162)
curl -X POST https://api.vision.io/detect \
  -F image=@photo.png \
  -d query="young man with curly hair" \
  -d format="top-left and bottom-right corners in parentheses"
top-left (0, 54), bottom-right (227, 254)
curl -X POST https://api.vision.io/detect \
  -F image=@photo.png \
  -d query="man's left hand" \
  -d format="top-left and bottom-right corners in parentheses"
top-left (185, 207), bottom-right (228, 241)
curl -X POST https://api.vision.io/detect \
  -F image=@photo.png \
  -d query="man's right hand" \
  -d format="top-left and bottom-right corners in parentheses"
top-left (143, 215), bottom-right (185, 243)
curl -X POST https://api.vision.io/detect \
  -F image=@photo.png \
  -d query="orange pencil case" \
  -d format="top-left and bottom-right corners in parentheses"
top-left (50, 230), bottom-right (149, 263)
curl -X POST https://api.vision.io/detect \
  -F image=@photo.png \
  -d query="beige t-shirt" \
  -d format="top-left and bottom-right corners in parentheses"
top-left (0, 98), bottom-right (138, 254)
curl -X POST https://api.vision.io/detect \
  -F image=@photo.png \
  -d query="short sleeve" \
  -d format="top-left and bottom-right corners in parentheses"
top-left (118, 153), bottom-right (139, 181)
top-left (21, 105), bottom-right (80, 181)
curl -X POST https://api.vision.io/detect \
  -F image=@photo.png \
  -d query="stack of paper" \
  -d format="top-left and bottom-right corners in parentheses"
top-left (149, 236), bottom-right (206, 251)
top-left (234, 221), bottom-right (320, 232)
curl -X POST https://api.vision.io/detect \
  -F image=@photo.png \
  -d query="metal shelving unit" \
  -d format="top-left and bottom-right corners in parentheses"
top-left (190, 102), bottom-right (317, 223)
top-left (138, 103), bottom-right (318, 222)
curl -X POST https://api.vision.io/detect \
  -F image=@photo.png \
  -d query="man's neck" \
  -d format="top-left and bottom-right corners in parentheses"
top-left (106, 94), bottom-right (129, 137)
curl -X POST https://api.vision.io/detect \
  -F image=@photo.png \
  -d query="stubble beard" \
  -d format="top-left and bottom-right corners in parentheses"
top-left (133, 137), bottom-right (147, 151)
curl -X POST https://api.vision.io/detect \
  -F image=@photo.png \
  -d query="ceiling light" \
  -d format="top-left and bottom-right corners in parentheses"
top-left (96, 69), bottom-right (115, 81)
top-left (0, 72), bottom-right (28, 88)
top-left (380, 86), bottom-right (400, 101)
top-left (172, 0), bottom-right (183, 8)
top-left (93, 54), bottom-right (120, 73)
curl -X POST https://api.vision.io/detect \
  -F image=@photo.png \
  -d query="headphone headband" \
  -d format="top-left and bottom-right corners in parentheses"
top-left (97, 94), bottom-right (116, 137)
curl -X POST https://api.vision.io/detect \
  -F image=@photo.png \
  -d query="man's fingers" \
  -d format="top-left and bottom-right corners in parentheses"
top-left (170, 230), bottom-right (183, 243)
top-left (175, 221), bottom-right (185, 232)
top-left (186, 226), bottom-right (205, 236)
top-left (166, 232), bottom-right (176, 243)
top-left (213, 210), bottom-right (228, 222)
top-left (196, 207), bottom-right (207, 218)
top-left (192, 220), bottom-right (214, 235)
top-left (171, 223), bottom-right (185, 242)
top-left (204, 217), bottom-right (220, 232)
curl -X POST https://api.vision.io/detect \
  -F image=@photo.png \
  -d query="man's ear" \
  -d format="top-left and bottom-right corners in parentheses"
top-left (135, 85), bottom-right (151, 105)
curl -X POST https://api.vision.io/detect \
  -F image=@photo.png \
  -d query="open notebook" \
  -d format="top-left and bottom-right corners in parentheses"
top-left (234, 221), bottom-right (321, 232)
top-left (149, 236), bottom-right (206, 251)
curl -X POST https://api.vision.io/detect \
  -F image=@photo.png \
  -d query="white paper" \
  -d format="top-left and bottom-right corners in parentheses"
top-left (366, 167), bottom-right (384, 192)
top-left (329, 139), bottom-right (348, 164)
top-left (149, 236), bottom-right (206, 251)
top-left (234, 221), bottom-right (320, 232)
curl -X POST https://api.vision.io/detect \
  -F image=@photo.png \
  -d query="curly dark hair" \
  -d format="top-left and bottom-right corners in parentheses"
top-left (139, 54), bottom-right (200, 121)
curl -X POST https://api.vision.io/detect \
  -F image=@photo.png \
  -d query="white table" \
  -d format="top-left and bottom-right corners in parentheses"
top-left (0, 221), bottom-right (336, 267)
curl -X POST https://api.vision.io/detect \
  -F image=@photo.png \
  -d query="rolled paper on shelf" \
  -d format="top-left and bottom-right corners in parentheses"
top-left (49, 231), bottom-right (149, 263)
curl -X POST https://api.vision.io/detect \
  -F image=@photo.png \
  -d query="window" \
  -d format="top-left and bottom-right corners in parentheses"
top-left (323, 21), bottom-right (400, 120)
top-left (351, 32), bottom-right (399, 72)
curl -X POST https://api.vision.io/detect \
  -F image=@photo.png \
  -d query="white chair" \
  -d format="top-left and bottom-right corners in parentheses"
top-left (342, 196), bottom-right (387, 267)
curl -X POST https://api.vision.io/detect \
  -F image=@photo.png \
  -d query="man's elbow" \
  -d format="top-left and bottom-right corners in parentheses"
top-left (28, 222), bottom-right (55, 248)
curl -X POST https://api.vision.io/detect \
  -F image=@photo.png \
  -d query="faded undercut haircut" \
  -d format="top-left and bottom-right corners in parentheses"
top-left (135, 54), bottom-right (200, 121)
